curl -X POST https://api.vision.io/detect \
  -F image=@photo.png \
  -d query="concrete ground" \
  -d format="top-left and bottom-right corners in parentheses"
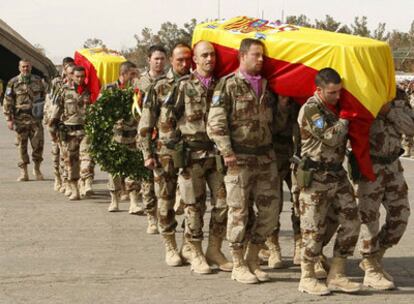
top-left (1, 113), bottom-right (414, 304)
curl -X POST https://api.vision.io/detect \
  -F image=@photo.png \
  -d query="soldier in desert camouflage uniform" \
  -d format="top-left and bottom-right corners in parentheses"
top-left (103, 61), bottom-right (148, 216)
top-left (297, 68), bottom-right (361, 295)
top-left (135, 45), bottom-right (167, 233)
top-left (174, 41), bottom-right (231, 274)
top-left (138, 43), bottom-right (192, 267)
top-left (207, 38), bottom-right (289, 284)
top-left (44, 57), bottom-right (75, 192)
top-left (50, 66), bottom-right (91, 201)
top-left (3, 59), bottom-right (45, 181)
top-left (263, 96), bottom-right (301, 269)
top-left (357, 88), bottom-right (413, 290)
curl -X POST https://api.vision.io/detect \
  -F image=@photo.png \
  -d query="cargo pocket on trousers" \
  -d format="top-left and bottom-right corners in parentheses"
top-left (178, 169), bottom-right (196, 205)
top-left (224, 174), bottom-right (243, 208)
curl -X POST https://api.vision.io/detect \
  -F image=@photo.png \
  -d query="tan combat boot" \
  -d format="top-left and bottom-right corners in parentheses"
top-left (298, 259), bottom-right (330, 296)
top-left (68, 181), bottom-right (80, 201)
top-left (188, 240), bottom-right (212, 274)
top-left (245, 242), bottom-right (270, 282)
top-left (180, 238), bottom-right (193, 264)
top-left (146, 212), bottom-right (159, 234)
top-left (361, 256), bottom-right (395, 290)
top-left (53, 171), bottom-right (62, 192)
top-left (162, 234), bottom-right (182, 267)
top-left (293, 234), bottom-right (302, 265)
top-left (84, 177), bottom-right (94, 196)
top-left (205, 235), bottom-right (233, 272)
top-left (266, 235), bottom-right (283, 269)
top-left (377, 247), bottom-right (394, 282)
top-left (128, 190), bottom-right (145, 215)
top-left (33, 162), bottom-right (44, 180)
top-left (108, 191), bottom-right (120, 212)
top-left (315, 256), bottom-right (328, 279)
top-left (17, 164), bottom-right (29, 181)
top-left (326, 257), bottom-right (361, 293)
top-left (60, 178), bottom-right (68, 194)
top-left (64, 178), bottom-right (72, 197)
top-left (231, 248), bottom-right (258, 284)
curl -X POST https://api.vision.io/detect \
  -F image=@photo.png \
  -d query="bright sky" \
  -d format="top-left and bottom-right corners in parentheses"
top-left (1, 0), bottom-right (413, 63)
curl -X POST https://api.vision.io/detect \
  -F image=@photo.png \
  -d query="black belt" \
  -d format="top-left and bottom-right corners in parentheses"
top-left (371, 149), bottom-right (404, 165)
top-left (65, 124), bottom-right (84, 131)
top-left (186, 141), bottom-right (214, 151)
top-left (232, 144), bottom-right (273, 155)
top-left (307, 159), bottom-right (343, 172)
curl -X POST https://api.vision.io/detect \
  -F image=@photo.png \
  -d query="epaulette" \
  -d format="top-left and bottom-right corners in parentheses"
top-left (216, 72), bottom-right (235, 91)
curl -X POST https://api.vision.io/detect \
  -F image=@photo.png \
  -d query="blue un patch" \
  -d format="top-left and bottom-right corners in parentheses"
top-left (313, 117), bottom-right (325, 129)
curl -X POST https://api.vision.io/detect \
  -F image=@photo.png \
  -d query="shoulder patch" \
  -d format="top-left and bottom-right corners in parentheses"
top-left (212, 93), bottom-right (221, 106)
top-left (312, 115), bottom-right (325, 129)
top-left (5, 87), bottom-right (13, 96)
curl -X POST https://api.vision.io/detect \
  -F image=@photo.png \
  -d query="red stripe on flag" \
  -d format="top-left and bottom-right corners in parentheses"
top-left (211, 43), bottom-right (375, 181)
top-left (74, 51), bottom-right (101, 103)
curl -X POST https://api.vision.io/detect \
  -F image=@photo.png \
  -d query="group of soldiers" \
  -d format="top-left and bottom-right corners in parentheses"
top-left (2, 37), bottom-right (413, 296)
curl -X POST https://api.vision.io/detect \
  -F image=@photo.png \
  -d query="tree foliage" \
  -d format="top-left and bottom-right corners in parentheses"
top-left (83, 38), bottom-right (106, 49)
top-left (123, 19), bottom-right (197, 68)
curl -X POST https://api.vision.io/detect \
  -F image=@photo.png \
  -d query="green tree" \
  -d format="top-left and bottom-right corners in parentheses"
top-left (351, 16), bottom-right (370, 37)
top-left (83, 38), bottom-right (106, 49)
top-left (372, 23), bottom-right (390, 41)
top-left (285, 15), bottom-right (313, 27)
top-left (124, 19), bottom-right (197, 68)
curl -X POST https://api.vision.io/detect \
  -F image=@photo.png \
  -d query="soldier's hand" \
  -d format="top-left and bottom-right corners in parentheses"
top-left (7, 120), bottom-right (13, 130)
top-left (224, 154), bottom-right (237, 167)
top-left (144, 158), bottom-right (157, 170)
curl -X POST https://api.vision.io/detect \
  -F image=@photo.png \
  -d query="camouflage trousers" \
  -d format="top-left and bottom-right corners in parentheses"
top-left (272, 158), bottom-right (301, 238)
top-left (79, 135), bottom-right (95, 179)
top-left (61, 133), bottom-right (91, 181)
top-left (153, 155), bottom-right (178, 235)
top-left (108, 173), bottom-right (157, 213)
top-left (47, 127), bottom-right (60, 174)
top-left (178, 157), bottom-right (227, 241)
top-left (225, 161), bottom-right (280, 249)
top-left (357, 161), bottom-right (411, 257)
top-left (299, 170), bottom-right (360, 262)
top-left (14, 120), bottom-right (44, 167)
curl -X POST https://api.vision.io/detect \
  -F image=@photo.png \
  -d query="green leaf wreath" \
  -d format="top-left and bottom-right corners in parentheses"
top-left (85, 88), bottom-right (150, 180)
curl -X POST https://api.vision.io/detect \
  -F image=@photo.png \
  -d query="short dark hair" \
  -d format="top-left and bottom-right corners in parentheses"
top-left (315, 68), bottom-right (341, 87)
top-left (62, 57), bottom-right (74, 66)
top-left (171, 42), bottom-right (192, 54)
top-left (148, 45), bottom-right (167, 58)
top-left (19, 59), bottom-right (31, 66)
top-left (119, 61), bottom-right (137, 74)
top-left (73, 65), bottom-right (86, 73)
top-left (239, 38), bottom-right (265, 56)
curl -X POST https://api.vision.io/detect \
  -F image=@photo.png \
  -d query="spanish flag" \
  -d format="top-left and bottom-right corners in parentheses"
top-left (74, 47), bottom-right (127, 102)
top-left (193, 16), bottom-right (396, 181)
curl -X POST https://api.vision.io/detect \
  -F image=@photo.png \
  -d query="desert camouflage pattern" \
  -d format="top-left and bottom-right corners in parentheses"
top-left (3, 74), bottom-right (45, 167)
top-left (207, 71), bottom-right (287, 248)
top-left (357, 99), bottom-right (413, 256)
top-left (175, 72), bottom-right (227, 241)
top-left (137, 69), bottom-right (184, 235)
top-left (297, 93), bottom-right (360, 262)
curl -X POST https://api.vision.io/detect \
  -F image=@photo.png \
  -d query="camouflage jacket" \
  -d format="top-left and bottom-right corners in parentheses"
top-left (369, 99), bottom-right (414, 160)
top-left (3, 74), bottom-right (45, 122)
top-left (207, 70), bottom-right (288, 165)
top-left (297, 93), bottom-right (348, 164)
top-left (102, 81), bottom-right (138, 147)
top-left (136, 70), bottom-right (163, 94)
top-left (137, 69), bottom-right (185, 159)
top-left (175, 72), bottom-right (218, 159)
top-left (52, 84), bottom-right (91, 127)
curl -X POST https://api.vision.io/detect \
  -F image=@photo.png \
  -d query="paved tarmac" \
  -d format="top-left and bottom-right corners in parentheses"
top-left (1, 113), bottom-right (414, 304)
